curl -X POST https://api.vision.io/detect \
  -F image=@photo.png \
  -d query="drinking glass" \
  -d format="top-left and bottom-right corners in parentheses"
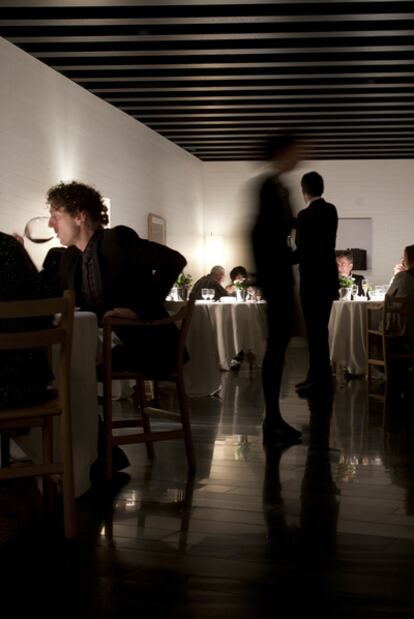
top-left (201, 288), bottom-right (209, 301)
top-left (24, 216), bottom-right (55, 243)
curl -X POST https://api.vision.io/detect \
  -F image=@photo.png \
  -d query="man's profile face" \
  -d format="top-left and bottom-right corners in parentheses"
top-left (48, 204), bottom-right (84, 247)
top-left (336, 256), bottom-right (352, 276)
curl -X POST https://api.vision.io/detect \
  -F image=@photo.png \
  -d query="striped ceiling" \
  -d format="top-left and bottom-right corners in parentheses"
top-left (1, 0), bottom-right (414, 160)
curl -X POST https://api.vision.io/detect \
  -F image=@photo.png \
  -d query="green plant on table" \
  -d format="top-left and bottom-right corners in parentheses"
top-left (175, 272), bottom-right (193, 287)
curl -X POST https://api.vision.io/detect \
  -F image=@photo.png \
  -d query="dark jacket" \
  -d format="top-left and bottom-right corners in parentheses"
top-left (43, 226), bottom-right (187, 373)
top-left (293, 197), bottom-right (339, 300)
top-left (191, 274), bottom-right (228, 301)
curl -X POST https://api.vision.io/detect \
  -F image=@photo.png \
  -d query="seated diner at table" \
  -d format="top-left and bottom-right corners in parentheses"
top-left (225, 265), bottom-right (248, 295)
top-left (386, 244), bottom-right (414, 338)
top-left (191, 265), bottom-right (229, 301)
top-left (0, 231), bottom-right (54, 410)
top-left (336, 250), bottom-right (364, 297)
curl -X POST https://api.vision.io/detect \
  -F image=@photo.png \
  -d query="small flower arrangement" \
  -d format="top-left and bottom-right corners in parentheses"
top-left (339, 275), bottom-right (354, 288)
top-left (175, 272), bottom-right (193, 287)
top-left (233, 279), bottom-right (247, 291)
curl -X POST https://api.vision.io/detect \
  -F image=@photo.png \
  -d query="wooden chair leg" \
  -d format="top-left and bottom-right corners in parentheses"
top-left (136, 379), bottom-right (155, 460)
top-left (103, 377), bottom-right (114, 481)
top-left (1, 433), bottom-right (10, 467)
top-left (176, 375), bottom-right (196, 471)
top-left (42, 418), bottom-right (55, 512)
top-left (60, 401), bottom-right (77, 539)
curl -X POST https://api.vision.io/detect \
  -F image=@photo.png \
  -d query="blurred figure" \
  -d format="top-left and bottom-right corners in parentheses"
top-left (191, 265), bottom-right (229, 301)
top-left (293, 171), bottom-right (338, 396)
top-left (251, 133), bottom-right (302, 444)
top-left (336, 251), bottom-right (364, 296)
top-left (0, 232), bottom-right (53, 409)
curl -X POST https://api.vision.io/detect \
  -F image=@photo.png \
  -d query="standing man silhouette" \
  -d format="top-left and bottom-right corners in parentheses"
top-left (294, 171), bottom-right (339, 396)
top-left (251, 134), bottom-right (302, 444)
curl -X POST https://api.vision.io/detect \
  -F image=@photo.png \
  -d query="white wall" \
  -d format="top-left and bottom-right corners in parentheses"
top-left (2, 36), bottom-right (414, 288)
top-left (203, 159), bottom-right (414, 286)
top-left (0, 37), bottom-right (204, 274)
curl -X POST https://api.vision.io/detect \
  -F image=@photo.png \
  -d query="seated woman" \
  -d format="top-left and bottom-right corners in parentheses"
top-left (0, 232), bottom-right (53, 409)
top-left (225, 265), bottom-right (248, 295)
top-left (384, 245), bottom-right (414, 388)
top-left (386, 244), bottom-right (414, 337)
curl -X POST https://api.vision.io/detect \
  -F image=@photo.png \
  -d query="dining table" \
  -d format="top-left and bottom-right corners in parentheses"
top-left (16, 311), bottom-right (99, 498)
top-left (166, 299), bottom-right (268, 397)
top-left (329, 298), bottom-right (383, 375)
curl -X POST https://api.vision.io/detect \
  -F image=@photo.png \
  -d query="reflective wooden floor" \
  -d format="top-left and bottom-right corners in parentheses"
top-left (2, 340), bottom-right (414, 618)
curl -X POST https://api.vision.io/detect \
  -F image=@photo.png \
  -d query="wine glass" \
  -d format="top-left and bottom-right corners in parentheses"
top-left (24, 216), bottom-right (55, 243)
top-left (208, 288), bottom-right (215, 302)
top-left (201, 288), bottom-right (209, 301)
top-left (362, 279), bottom-right (369, 297)
top-left (351, 284), bottom-right (358, 300)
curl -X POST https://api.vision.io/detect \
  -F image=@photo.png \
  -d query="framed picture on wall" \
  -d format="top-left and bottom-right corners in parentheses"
top-left (147, 213), bottom-right (166, 245)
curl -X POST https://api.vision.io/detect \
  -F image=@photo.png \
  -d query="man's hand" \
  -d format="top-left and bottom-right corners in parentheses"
top-left (393, 262), bottom-right (405, 275)
top-left (103, 308), bottom-right (138, 320)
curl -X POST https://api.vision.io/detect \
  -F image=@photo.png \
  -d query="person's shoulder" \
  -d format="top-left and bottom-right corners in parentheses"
top-left (321, 198), bottom-right (337, 212)
top-left (394, 270), bottom-right (411, 282)
top-left (104, 225), bottom-right (140, 240)
top-left (0, 231), bottom-right (24, 253)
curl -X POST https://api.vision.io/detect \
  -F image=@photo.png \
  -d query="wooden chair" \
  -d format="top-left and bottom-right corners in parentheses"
top-left (366, 301), bottom-right (386, 399)
top-left (367, 295), bottom-right (414, 399)
top-left (0, 290), bottom-right (76, 539)
top-left (102, 295), bottom-right (196, 480)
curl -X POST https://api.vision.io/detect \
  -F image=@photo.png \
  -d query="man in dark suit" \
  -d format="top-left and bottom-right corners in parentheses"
top-left (336, 251), bottom-right (364, 297)
top-left (44, 180), bottom-right (186, 374)
top-left (251, 134), bottom-right (302, 445)
top-left (293, 171), bottom-right (339, 396)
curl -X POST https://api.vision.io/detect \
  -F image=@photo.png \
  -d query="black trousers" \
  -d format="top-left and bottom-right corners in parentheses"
top-left (262, 291), bottom-right (294, 416)
top-left (300, 292), bottom-right (334, 383)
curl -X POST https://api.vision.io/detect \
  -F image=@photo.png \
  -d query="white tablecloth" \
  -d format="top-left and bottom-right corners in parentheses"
top-left (17, 311), bottom-right (99, 497)
top-left (329, 300), bottom-right (382, 375)
top-left (205, 301), bottom-right (268, 370)
top-left (167, 300), bottom-right (268, 396)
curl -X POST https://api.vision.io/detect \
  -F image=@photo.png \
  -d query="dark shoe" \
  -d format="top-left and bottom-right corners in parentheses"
top-left (262, 420), bottom-right (302, 445)
top-left (234, 350), bottom-right (245, 363)
top-left (295, 379), bottom-right (312, 390)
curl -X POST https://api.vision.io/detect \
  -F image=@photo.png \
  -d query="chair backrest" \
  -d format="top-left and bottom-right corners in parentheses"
top-left (0, 290), bottom-right (75, 408)
top-left (174, 294), bottom-right (195, 371)
top-left (383, 294), bottom-right (414, 339)
top-left (102, 294), bottom-right (196, 375)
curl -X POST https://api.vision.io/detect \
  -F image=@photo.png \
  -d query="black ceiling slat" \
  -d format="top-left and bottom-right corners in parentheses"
top-left (10, 35), bottom-right (414, 52)
top-left (2, 2), bottom-right (414, 19)
top-left (3, 19), bottom-right (414, 36)
top-left (2, 0), bottom-right (414, 160)
top-left (32, 50), bottom-right (414, 64)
